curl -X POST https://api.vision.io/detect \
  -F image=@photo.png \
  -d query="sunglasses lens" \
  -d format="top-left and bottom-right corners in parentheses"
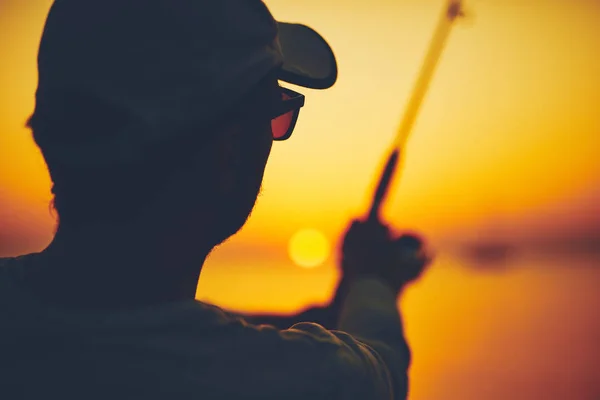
top-left (271, 91), bottom-right (295, 140)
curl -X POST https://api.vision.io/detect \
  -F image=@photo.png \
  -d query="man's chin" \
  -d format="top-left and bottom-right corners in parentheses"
top-left (211, 224), bottom-right (244, 248)
top-left (210, 203), bottom-right (256, 248)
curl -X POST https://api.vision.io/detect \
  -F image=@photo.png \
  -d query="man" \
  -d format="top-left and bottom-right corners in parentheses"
top-left (0, 0), bottom-right (430, 399)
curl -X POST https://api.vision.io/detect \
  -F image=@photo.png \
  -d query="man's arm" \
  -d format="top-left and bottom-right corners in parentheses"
top-left (242, 277), bottom-right (349, 330)
top-left (239, 276), bottom-right (413, 399)
top-left (244, 306), bottom-right (336, 330)
top-left (237, 220), bottom-right (428, 399)
top-left (333, 277), bottom-right (411, 398)
top-left (235, 277), bottom-right (410, 400)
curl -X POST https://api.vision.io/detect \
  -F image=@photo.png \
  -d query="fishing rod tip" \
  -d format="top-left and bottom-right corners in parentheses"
top-left (447, 0), bottom-right (465, 20)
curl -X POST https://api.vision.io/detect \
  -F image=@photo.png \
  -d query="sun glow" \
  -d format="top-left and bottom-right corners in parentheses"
top-left (288, 228), bottom-right (331, 269)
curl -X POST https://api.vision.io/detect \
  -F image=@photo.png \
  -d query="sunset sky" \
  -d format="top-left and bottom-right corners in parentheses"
top-left (0, 1), bottom-right (599, 398)
top-left (1, 0), bottom-right (598, 250)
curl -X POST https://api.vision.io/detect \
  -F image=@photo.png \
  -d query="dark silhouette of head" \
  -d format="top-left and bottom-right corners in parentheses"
top-left (30, 74), bottom-right (278, 250)
top-left (28, 0), bottom-right (337, 254)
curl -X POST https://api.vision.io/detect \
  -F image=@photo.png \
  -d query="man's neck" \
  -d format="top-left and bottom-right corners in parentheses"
top-left (22, 221), bottom-right (212, 310)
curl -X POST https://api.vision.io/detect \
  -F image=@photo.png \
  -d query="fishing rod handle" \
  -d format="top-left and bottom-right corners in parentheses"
top-left (367, 149), bottom-right (400, 222)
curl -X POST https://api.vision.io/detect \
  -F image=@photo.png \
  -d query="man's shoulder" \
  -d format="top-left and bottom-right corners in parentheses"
top-left (0, 254), bottom-right (35, 273)
top-left (0, 255), bottom-right (28, 288)
top-left (194, 304), bottom-right (345, 356)
top-left (0, 256), bottom-right (16, 268)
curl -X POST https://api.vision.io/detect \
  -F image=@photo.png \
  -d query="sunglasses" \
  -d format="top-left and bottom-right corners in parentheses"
top-left (270, 87), bottom-right (305, 141)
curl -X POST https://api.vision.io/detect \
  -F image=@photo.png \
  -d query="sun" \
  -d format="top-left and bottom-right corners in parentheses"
top-left (288, 228), bottom-right (331, 269)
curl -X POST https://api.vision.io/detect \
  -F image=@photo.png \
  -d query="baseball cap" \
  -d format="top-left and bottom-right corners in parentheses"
top-left (30, 0), bottom-right (337, 167)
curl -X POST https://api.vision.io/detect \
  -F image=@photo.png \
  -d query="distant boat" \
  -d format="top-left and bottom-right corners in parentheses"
top-left (462, 242), bottom-right (515, 264)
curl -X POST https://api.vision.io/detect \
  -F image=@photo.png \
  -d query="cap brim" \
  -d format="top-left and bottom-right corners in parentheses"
top-left (276, 22), bottom-right (338, 90)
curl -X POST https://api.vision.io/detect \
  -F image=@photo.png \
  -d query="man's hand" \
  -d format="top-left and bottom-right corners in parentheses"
top-left (341, 219), bottom-right (432, 295)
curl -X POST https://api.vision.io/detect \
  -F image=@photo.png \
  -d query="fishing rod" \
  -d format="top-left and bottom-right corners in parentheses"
top-left (367, 0), bottom-right (465, 222)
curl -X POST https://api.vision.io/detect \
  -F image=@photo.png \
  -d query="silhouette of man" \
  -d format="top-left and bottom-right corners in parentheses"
top-left (0, 1), bottom-right (430, 399)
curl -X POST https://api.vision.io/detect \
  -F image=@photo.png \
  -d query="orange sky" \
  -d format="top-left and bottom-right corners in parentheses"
top-left (0, 1), bottom-right (599, 398)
